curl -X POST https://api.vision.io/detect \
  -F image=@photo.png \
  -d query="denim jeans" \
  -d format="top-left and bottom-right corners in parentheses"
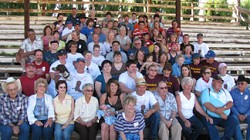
top-left (177, 116), bottom-right (203, 140)
top-left (0, 122), bottom-right (30, 140)
top-left (31, 120), bottom-right (54, 140)
top-left (202, 114), bottom-right (237, 140)
top-left (54, 123), bottom-right (74, 140)
top-left (145, 112), bottom-right (160, 139)
top-left (232, 114), bottom-right (250, 140)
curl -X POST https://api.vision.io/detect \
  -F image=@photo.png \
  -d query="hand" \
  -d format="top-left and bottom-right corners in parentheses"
top-left (85, 121), bottom-right (93, 127)
top-left (215, 107), bottom-right (225, 115)
top-left (166, 121), bottom-right (172, 129)
top-left (12, 126), bottom-right (20, 135)
top-left (205, 116), bottom-right (213, 124)
top-left (220, 113), bottom-right (228, 120)
top-left (44, 118), bottom-right (53, 127)
top-left (35, 120), bottom-right (43, 126)
top-left (238, 115), bottom-right (247, 122)
top-left (128, 72), bottom-right (137, 80)
top-left (144, 110), bottom-right (153, 119)
top-left (62, 123), bottom-right (68, 129)
top-left (184, 120), bottom-right (191, 128)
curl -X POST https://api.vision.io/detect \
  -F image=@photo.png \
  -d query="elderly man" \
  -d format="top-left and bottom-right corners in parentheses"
top-left (127, 37), bottom-right (149, 60)
top-left (218, 63), bottom-right (235, 91)
top-left (105, 41), bottom-right (128, 63)
top-left (87, 33), bottom-right (106, 56)
top-left (66, 21), bottom-right (87, 43)
top-left (68, 58), bottom-right (93, 100)
top-left (83, 51), bottom-right (101, 80)
top-left (131, 78), bottom-right (160, 140)
top-left (230, 75), bottom-right (250, 140)
top-left (201, 75), bottom-right (238, 140)
top-left (0, 77), bottom-right (30, 140)
top-left (154, 81), bottom-right (182, 140)
top-left (119, 60), bottom-right (143, 93)
top-left (16, 29), bottom-right (43, 72)
top-left (201, 50), bottom-right (220, 78)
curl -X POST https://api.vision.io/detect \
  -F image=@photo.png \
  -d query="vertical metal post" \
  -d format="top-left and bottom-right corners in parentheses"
top-left (24, 0), bottom-right (30, 38)
top-left (176, 0), bottom-right (181, 27)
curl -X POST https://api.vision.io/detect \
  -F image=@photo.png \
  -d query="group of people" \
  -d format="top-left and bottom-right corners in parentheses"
top-left (1, 8), bottom-right (250, 140)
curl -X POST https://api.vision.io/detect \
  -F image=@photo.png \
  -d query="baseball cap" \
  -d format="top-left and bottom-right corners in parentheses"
top-left (205, 50), bottom-right (216, 59)
top-left (192, 53), bottom-right (201, 59)
top-left (197, 33), bottom-right (203, 37)
top-left (57, 49), bottom-right (67, 56)
top-left (213, 75), bottom-right (224, 82)
top-left (136, 78), bottom-right (147, 86)
top-left (26, 62), bottom-right (35, 68)
top-left (76, 58), bottom-right (85, 63)
top-left (65, 20), bottom-right (73, 25)
top-left (218, 63), bottom-right (227, 69)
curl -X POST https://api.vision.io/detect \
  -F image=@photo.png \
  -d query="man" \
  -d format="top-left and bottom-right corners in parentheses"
top-left (180, 34), bottom-right (194, 52)
top-left (119, 14), bottom-right (134, 35)
top-left (19, 62), bottom-right (39, 97)
top-left (0, 77), bottom-right (30, 140)
top-left (66, 30), bottom-right (88, 54)
top-left (189, 53), bottom-right (203, 80)
top-left (132, 21), bottom-right (149, 39)
top-left (105, 41), bottom-right (128, 63)
top-left (201, 50), bottom-right (220, 78)
top-left (87, 24), bottom-right (106, 44)
top-left (83, 51), bottom-right (101, 80)
top-left (201, 75), bottom-right (238, 140)
top-left (16, 29), bottom-right (43, 72)
top-left (154, 81), bottom-right (182, 140)
top-left (66, 21), bottom-right (87, 43)
top-left (102, 11), bottom-right (114, 23)
top-left (218, 63), bottom-right (235, 91)
top-left (68, 58), bottom-right (93, 100)
top-left (165, 20), bottom-right (183, 38)
top-left (80, 18), bottom-right (94, 38)
top-left (119, 60), bottom-right (144, 93)
top-left (192, 33), bottom-right (209, 58)
top-left (127, 37), bottom-right (149, 60)
top-left (33, 49), bottom-right (50, 81)
top-left (145, 64), bottom-right (163, 92)
top-left (87, 33), bottom-right (106, 56)
top-left (61, 20), bottom-right (75, 41)
top-left (44, 40), bottom-right (59, 65)
top-left (131, 78), bottom-right (160, 140)
top-left (66, 7), bottom-right (79, 26)
top-left (230, 75), bottom-right (250, 140)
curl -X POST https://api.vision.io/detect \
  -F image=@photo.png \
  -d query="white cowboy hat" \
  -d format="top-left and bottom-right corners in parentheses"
top-left (1, 77), bottom-right (22, 92)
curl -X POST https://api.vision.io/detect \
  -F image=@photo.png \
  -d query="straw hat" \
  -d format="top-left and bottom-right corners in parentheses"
top-left (1, 77), bottom-right (22, 92)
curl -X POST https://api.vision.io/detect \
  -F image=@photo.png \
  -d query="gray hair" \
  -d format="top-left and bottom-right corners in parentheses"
top-left (181, 77), bottom-right (193, 87)
top-left (82, 83), bottom-right (94, 91)
top-left (123, 94), bottom-right (137, 106)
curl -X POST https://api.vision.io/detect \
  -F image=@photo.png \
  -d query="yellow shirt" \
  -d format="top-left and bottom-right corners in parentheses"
top-left (53, 94), bottom-right (74, 124)
top-left (74, 95), bottom-right (99, 122)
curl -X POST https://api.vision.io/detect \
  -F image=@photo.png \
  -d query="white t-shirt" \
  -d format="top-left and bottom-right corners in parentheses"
top-left (66, 33), bottom-right (87, 43)
top-left (49, 59), bottom-right (76, 74)
top-left (62, 27), bottom-right (75, 37)
top-left (84, 62), bottom-right (101, 80)
top-left (131, 90), bottom-right (158, 113)
top-left (219, 74), bottom-right (236, 91)
top-left (179, 91), bottom-right (195, 119)
top-left (92, 55), bottom-right (105, 66)
top-left (192, 42), bottom-right (209, 57)
top-left (118, 71), bottom-right (143, 91)
top-left (195, 77), bottom-right (213, 93)
top-left (67, 53), bottom-right (84, 64)
top-left (87, 42), bottom-right (106, 56)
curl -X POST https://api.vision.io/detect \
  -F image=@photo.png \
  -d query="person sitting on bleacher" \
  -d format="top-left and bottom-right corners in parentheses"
top-left (16, 29), bottom-right (43, 72)
top-left (230, 75), bottom-right (250, 140)
top-left (44, 40), bottom-right (60, 65)
top-left (33, 49), bottom-right (50, 81)
top-left (0, 77), bottom-right (30, 140)
top-left (189, 53), bottom-right (203, 80)
top-left (201, 75), bottom-right (238, 140)
top-left (61, 20), bottom-right (75, 41)
top-left (201, 50), bottom-right (220, 78)
top-left (192, 33), bottom-right (209, 58)
top-left (218, 63), bottom-right (235, 91)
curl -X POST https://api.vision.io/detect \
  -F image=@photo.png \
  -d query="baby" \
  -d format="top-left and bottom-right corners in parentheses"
top-left (96, 104), bottom-right (116, 125)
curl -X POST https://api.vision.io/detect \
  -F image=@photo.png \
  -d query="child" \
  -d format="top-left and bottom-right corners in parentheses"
top-left (97, 104), bottom-right (116, 125)
top-left (140, 54), bottom-right (161, 75)
top-left (172, 54), bottom-right (185, 78)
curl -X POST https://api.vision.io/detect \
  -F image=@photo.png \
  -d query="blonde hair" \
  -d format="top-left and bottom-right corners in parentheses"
top-left (34, 78), bottom-right (48, 91)
top-left (123, 95), bottom-right (137, 106)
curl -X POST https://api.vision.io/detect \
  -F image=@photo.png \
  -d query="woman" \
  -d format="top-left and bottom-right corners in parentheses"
top-left (183, 44), bottom-right (193, 64)
top-left (180, 64), bottom-right (196, 92)
top-left (100, 78), bottom-right (125, 140)
top-left (111, 51), bottom-right (126, 79)
top-left (152, 21), bottom-right (164, 34)
top-left (134, 50), bottom-right (145, 70)
top-left (195, 66), bottom-right (213, 97)
top-left (74, 83), bottom-right (99, 140)
top-left (103, 31), bottom-right (116, 54)
top-left (176, 77), bottom-right (212, 140)
top-left (152, 42), bottom-right (162, 63)
top-left (95, 60), bottom-right (114, 98)
top-left (27, 78), bottom-right (54, 140)
top-left (115, 26), bottom-right (131, 52)
top-left (52, 30), bottom-right (66, 50)
top-left (53, 80), bottom-right (74, 140)
top-left (42, 25), bottom-right (53, 51)
top-left (114, 95), bottom-right (145, 140)
top-left (150, 28), bottom-right (160, 42)
top-left (159, 52), bottom-right (169, 73)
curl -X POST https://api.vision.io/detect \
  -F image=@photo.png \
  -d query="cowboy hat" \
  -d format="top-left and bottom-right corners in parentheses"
top-left (1, 77), bottom-right (22, 92)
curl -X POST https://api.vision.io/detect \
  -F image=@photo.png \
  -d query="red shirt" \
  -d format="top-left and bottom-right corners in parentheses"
top-left (19, 75), bottom-right (40, 97)
top-left (33, 61), bottom-right (50, 79)
top-left (133, 28), bottom-right (149, 39)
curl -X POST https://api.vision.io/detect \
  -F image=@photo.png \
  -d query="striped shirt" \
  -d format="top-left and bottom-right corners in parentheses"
top-left (0, 93), bottom-right (28, 125)
top-left (115, 112), bottom-right (145, 134)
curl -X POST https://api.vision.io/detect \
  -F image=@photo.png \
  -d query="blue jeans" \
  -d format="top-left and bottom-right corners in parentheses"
top-left (31, 120), bottom-right (54, 140)
top-left (145, 112), bottom-right (160, 139)
top-left (0, 122), bottom-right (30, 140)
top-left (202, 114), bottom-right (237, 140)
top-left (118, 133), bottom-right (140, 140)
top-left (54, 123), bottom-right (74, 140)
top-left (177, 116), bottom-right (203, 140)
top-left (232, 114), bottom-right (250, 140)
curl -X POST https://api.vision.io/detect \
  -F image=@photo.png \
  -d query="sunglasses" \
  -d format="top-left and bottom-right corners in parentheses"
top-left (237, 82), bottom-right (245, 85)
top-left (160, 87), bottom-right (168, 90)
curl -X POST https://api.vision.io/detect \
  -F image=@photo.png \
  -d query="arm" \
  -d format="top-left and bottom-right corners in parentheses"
top-left (119, 132), bottom-right (127, 140)
top-left (194, 97), bottom-right (213, 124)
top-left (144, 102), bottom-right (159, 119)
top-left (119, 82), bottom-right (133, 93)
top-left (94, 81), bottom-right (103, 98)
top-left (62, 97), bottom-right (75, 128)
top-left (139, 130), bottom-right (144, 140)
top-left (176, 94), bottom-right (191, 128)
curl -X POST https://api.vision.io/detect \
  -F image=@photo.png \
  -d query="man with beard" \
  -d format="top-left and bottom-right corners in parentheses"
top-left (19, 63), bottom-right (39, 97)
top-left (32, 49), bottom-right (50, 81)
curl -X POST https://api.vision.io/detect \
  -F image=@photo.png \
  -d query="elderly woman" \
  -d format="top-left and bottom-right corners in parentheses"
top-left (74, 83), bottom-right (99, 140)
top-left (100, 78), bottom-right (125, 140)
top-left (27, 78), bottom-right (55, 140)
top-left (115, 25), bottom-right (131, 52)
top-left (176, 77), bottom-right (212, 140)
top-left (53, 80), bottom-right (74, 140)
top-left (0, 77), bottom-right (30, 140)
top-left (115, 95), bottom-right (145, 140)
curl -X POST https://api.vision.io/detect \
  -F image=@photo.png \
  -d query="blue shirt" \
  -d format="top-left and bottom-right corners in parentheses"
top-left (80, 26), bottom-right (94, 38)
top-left (34, 97), bottom-right (48, 120)
top-left (127, 46), bottom-right (149, 58)
top-left (87, 33), bottom-right (106, 44)
top-left (184, 54), bottom-right (192, 64)
top-left (230, 88), bottom-right (250, 116)
top-left (171, 63), bottom-right (181, 78)
top-left (201, 87), bottom-right (233, 118)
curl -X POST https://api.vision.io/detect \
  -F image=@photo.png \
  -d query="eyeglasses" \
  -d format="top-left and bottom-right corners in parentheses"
top-left (59, 86), bottom-right (66, 89)
top-left (205, 72), bottom-right (211, 74)
top-left (160, 87), bottom-right (168, 90)
top-left (237, 82), bottom-right (245, 85)
top-left (85, 90), bottom-right (94, 92)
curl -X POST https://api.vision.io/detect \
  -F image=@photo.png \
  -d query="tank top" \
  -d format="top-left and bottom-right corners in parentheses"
top-left (105, 94), bottom-right (123, 111)
top-left (168, 52), bottom-right (177, 65)
top-left (179, 91), bottom-right (195, 119)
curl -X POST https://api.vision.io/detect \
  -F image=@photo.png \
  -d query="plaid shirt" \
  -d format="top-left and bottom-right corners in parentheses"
top-left (0, 93), bottom-right (28, 125)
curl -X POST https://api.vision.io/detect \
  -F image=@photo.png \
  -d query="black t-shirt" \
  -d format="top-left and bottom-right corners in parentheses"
top-left (66, 39), bottom-right (87, 54)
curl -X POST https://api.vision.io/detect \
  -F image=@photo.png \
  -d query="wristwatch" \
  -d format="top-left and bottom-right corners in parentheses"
top-left (170, 118), bottom-right (173, 122)
top-left (224, 106), bottom-right (227, 109)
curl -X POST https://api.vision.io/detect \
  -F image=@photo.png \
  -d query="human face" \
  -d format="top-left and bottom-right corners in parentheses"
top-left (182, 83), bottom-right (192, 92)
top-left (163, 69), bottom-right (171, 77)
top-left (35, 51), bottom-right (43, 63)
top-left (147, 56), bottom-right (153, 62)
top-left (72, 8), bottom-right (77, 15)
top-left (108, 32), bottom-right (115, 40)
top-left (70, 45), bottom-right (77, 53)
top-left (28, 31), bottom-right (36, 41)
top-left (76, 61), bottom-right (85, 72)
top-left (93, 48), bottom-right (100, 56)
top-left (218, 67), bottom-right (227, 76)
top-left (72, 32), bottom-right (79, 41)
top-left (74, 24), bottom-right (81, 31)
top-left (26, 66), bottom-right (35, 76)
top-left (51, 42), bottom-right (59, 51)
top-left (157, 82), bottom-right (168, 96)
top-left (84, 53), bottom-right (92, 62)
top-left (136, 85), bottom-right (147, 95)
top-left (120, 29), bottom-right (126, 35)
top-left (183, 36), bottom-right (189, 44)
top-left (57, 83), bottom-right (67, 94)
top-left (134, 40), bottom-right (142, 49)
top-left (109, 83), bottom-right (118, 94)
top-left (237, 81), bottom-right (248, 92)
top-left (88, 21), bottom-right (94, 27)
top-left (7, 83), bottom-right (18, 99)
top-left (93, 34), bottom-right (99, 42)
top-left (148, 66), bottom-right (157, 77)
top-left (171, 44), bottom-right (178, 51)
top-left (58, 54), bottom-right (67, 61)
top-left (193, 57), bottom-right (200, 65)
top-left (53, 32), bottom-right (60, 40)
top-left (139, 22), bottom-right (145, 30)
top-left (154, 45), bottom-right (160, 53)
top-left (36, 83), bottom-right (47, 94)
top-left (206, 57), bottom-right (214, 64)
top-left (184, 46), bottom-right (192, 54)
top-left (177, 57), bottom-right (184, 66)
top-left (212, 80), bottom-right (223, 92)
top-left (83, 86), bottom-right (94, 97)
top-left (153, 29), bottom-right (159, 36)
top-left (114, 54), bottom-right (122, 63)
top-left (160, 54), bottom-right (167, 63)
top-left (125, 101), bottom-right (135, 113)
top-left (137, 51), bottom-right (144, 61)
top-left (127, 64), bottom-right (137, 74)
top-left (197, 36), bottom-right (203, 43)
top-left (112, 43), bottom-right (120, 51)
top-left (203, 69), bottom-right (211, 79)
top-left (182, 66), bottom-right (189, 77)
top-left (45, 27), bottom-right (52, 35)
top-left (102, 63), bottom-right (111, 73)
top-left (172, 21), bottom-right (178, 29)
